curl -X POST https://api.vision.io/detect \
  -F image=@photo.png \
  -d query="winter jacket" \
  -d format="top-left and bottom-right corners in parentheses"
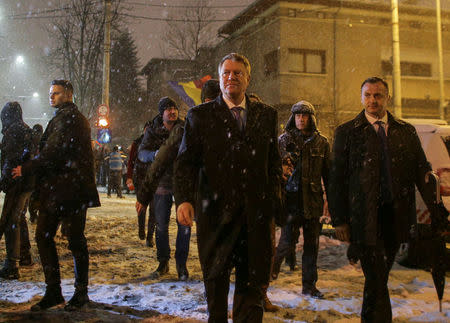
top-left (0, 105), bottom-right (35, 193)
top-left (21, 101), bottom-right (100, 211)
top-left (108, 151), bottom-right (124, 172)
top-left (279, 122), bottom-right (330, 219)
top-left (328, 110), bottom-right (435, 245)
top-left (137, 122), bottom-right (184, 205)
top-left (138, 114), bottom-right (183, 194)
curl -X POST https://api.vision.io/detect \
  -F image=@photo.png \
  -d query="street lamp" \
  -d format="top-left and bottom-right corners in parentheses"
top-left (15, 55), bottom-right (24, 65)
top-left (32, 92), bottom-right (39, 98)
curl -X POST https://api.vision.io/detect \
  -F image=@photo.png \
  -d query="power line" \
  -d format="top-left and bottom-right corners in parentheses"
top-left (125, 1), bottom-right (248, 9)
top-left (122, 13), bottom-right (232, 22)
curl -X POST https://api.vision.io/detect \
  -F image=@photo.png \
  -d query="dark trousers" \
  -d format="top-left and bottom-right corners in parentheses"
top-left (358, 204), bottom-right (400, 323)
top-left (274, 214), bottom-right (322, 287)
top-left (154, 193), bottom-right (191, 265)
top-left (107, 170), bottom-right (122, 197)
top-left (35, 205), bottom-right (89, 290)
top-left (2, 187), bottom-right (31, 264)
top-left (204, 227), bottom-right (264, 323)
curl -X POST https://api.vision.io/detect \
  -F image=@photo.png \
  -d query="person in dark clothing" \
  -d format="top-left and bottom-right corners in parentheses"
top-left (105, 145), bottom-right (124, 198)
top-left (271, 101), bottom-right (330, 299)
top-left (28, 123), bottom-right (44, 223)
top-left (175, 53), bottom-right (283, 323)
top-left (328, 77), bottom-right (448, 322)
top-left (201, 79), bottom-right (220, 103)
top-left (127, 121), bottom-right (156, 247)
top-left (0, 102), bottom-right (35, 279)
top-left (13, 80), bottom-right (100, 312)
top-left (136, 97), bottom-right (185, 279)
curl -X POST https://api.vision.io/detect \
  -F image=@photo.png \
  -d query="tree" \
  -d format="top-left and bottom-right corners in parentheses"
top-left (45, 0), bottom-right (121, 117)
top-left (164, 0), bottom-right (216, 60)
top-left (109, 28), bottom-right (145, 142)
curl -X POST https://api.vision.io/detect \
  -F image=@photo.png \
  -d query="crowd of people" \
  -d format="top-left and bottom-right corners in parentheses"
top-left (0, 53), bottom-right (448, 323)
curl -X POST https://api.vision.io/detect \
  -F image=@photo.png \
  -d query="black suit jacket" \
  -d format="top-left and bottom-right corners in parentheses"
top-left (174, 94), bottom-right (282, 282)
top-left (328, 110), bottom-right (434, 245)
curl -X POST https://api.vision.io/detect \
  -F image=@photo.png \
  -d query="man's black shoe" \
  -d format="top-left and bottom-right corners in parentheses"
top-left (177, 265), bottom-right (189, 281)
top-left (31, 287), bottom-right (65, 311)
top-left (150, 261), bottom-right (169, 279)
top-left (302, 286), bottom-right (324, 299)
top-left (64, 288), bottom-right (90, 311)
top-left (146, 238), bottom-right (154, 247)
top-left (0, 265), bottom-right (19, 280)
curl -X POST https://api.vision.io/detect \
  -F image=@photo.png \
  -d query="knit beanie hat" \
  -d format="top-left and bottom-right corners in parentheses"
top-left (291, 100), bottom-right (315, 115)
top-left (158, 97), bottom-right (177, 115)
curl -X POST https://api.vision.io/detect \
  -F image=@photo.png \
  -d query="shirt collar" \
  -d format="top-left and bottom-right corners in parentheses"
top-left (223, 95), bottom-right (246, 110)
top-left (365, 111), bottom-right (388, 125)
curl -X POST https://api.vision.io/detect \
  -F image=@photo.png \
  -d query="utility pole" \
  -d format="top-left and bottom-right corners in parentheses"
top-left (436, 0), bottom-right (446, 120)
top-left (391, 0), bottom-right (402, 117)
top-left (102, 0), bottom-right (112, 107)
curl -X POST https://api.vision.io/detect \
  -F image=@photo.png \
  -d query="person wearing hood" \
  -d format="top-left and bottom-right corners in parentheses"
top-left (271, 100), bottom-right (330, 299)
top-left (12, 80), bottom-right (100, 312)
top-left (136, 96), bottom-right (186, 279)
top-left (0, 101), bottom-right (35, 279)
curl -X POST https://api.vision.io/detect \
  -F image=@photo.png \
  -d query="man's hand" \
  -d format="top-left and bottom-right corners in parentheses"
top-left (135, 201), bottom-right (147, 214)
top-left (12, 166), bottom-right (22, 179)
top-left (177, 202), bottom-right (194, 227)
top-left (335, 223), bottom-right (351, 242)
top-left (126, 178), bottom-right (135, 191)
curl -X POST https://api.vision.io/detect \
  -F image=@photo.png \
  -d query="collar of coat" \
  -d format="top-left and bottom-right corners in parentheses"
top-left (353, 109), bottom-right (407, 129)
top-left (54, 101), bottom-right (77, 114)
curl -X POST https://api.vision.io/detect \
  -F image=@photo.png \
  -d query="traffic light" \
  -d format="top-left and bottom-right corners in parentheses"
top-left (96, 116), bottom-right (109, 128)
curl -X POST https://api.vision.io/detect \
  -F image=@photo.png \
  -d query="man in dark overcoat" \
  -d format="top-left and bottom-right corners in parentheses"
top-left (175, 53), bottom-right (282, 322)
top-left (13, 80), bottom-right (100, 311)
top-left (328, 76), bottom-right (447, 322)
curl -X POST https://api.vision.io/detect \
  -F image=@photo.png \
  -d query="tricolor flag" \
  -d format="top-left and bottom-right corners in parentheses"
top-left (168, 75), bottom-right (212, 107)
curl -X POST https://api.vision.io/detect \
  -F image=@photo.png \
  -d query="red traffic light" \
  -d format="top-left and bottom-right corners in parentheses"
top-left (96, 117), bottom-right (109, 128)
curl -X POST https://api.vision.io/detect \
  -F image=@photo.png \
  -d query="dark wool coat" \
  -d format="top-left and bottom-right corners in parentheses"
top-left (21, 102), bottom-right (100, 211)
top-left (1, 121), bottom-right (35, 193)
top-left (137, 122), bottom-right (184, 205)
top-left (278, 126), bottom-right (330, 219)
top-left (174, 94), bottom-right (282, 284)
top-left (328, 110), bottom-right (434, 245)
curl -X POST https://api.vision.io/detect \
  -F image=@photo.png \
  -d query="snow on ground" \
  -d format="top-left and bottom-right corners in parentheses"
top-left (0, 190), bottom-right (449, 322)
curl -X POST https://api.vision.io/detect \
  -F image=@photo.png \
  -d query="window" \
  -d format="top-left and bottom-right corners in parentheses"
top-left (382, 60), bottom-right (432, 77)
top-left (264, 50), bottom-right (278, 76)
top-left (288, 49), bottom-right (326, 74)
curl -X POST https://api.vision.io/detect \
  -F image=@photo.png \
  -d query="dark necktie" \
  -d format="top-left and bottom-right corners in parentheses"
top-left (231, 107), bottom-right (244, 132)
top-left (375, 121), bottom-right (393, 203)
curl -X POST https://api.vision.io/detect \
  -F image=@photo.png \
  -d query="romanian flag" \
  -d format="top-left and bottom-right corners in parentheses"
top-left (168, 75), bottom-right (212, 107)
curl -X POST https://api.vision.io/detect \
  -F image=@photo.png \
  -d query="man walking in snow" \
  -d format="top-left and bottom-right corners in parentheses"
top-left (175, 53), bottom-right (282, 322)
top-left (13, 79), bottom-right (100, 311)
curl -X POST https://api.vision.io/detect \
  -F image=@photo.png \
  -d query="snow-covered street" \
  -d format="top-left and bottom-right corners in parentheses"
top-left (1, 191), bottom-right (449, 322)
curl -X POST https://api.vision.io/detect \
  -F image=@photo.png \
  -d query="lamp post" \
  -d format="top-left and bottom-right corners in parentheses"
top-left (436, 0), bottom-right (445, 120)
top-left (391, 0), bottom-right (402, 118)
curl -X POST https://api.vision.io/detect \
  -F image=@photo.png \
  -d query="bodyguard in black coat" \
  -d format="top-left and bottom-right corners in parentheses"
top-left (175, 53), bottom-right (282, 323)
top-left (13, 80), bottom-right (100, 312)
top-left (328, 77), bottom-right (444, 322)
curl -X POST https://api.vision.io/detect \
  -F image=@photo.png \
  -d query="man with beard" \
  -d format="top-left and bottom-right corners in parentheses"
top-left (13, 80), bottom-right (100, 311)
top-left (0, 102), bottom-right (35, 279)
top-left (136, 97), bottom-right (186, 279)
top-left (328, 76), bottom-right (448, 322)
top-left (175, 53), bottom-right (282, 322)
top-left (271, 100), bottom-right (330, 300)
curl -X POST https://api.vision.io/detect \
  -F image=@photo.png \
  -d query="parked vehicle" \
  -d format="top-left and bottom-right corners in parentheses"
top-left (397, 118), bottom-right (450, 269)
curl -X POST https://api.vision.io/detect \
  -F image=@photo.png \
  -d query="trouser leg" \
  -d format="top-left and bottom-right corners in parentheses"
top-left (147, 199), bottom-right (156, 242)
top-left (154, 194), bottom-right (172, 262)
top-left (204, 270), bottom-right (230, 323)
top-left (301, 218), bottom-right (321, 288)
top-left (19, 199), bottom-right (32, 260)
top-left (175, 220), bottom-right (191, 267)
top-left (65, 207), bottom-right (89, 290)
top-left (35, 208), bottom-right (61, 287)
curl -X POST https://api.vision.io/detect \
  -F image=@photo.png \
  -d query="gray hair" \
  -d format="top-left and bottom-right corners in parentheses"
top-left (218, 53), bottom-right (251, 76)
